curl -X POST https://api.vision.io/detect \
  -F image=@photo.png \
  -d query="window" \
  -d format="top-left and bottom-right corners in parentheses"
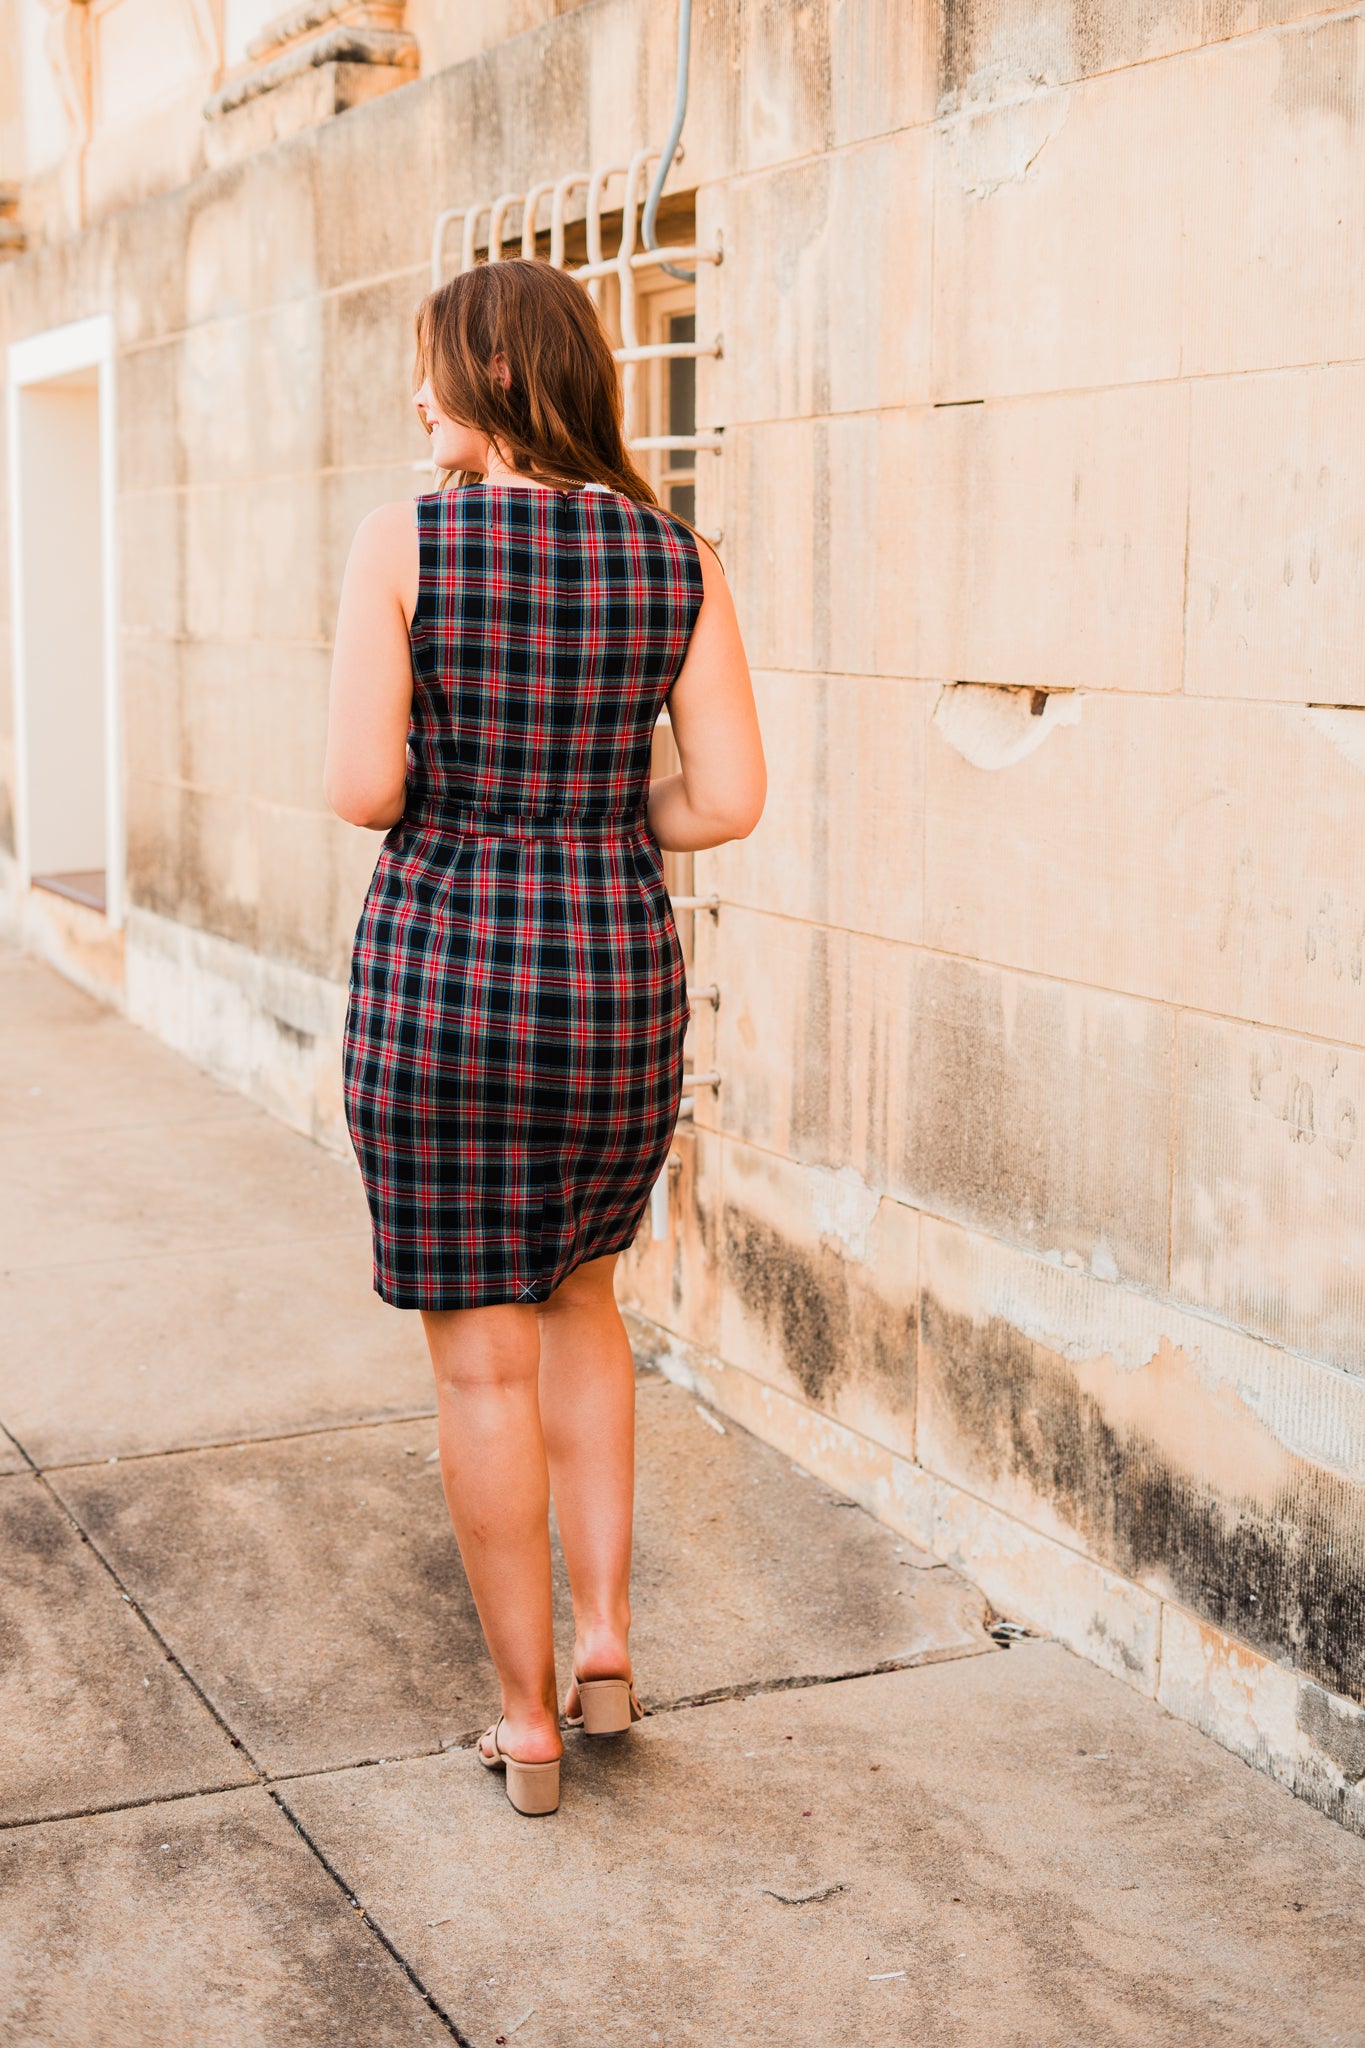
top-left (665, 312), bottom-right (697, 525)
top-left (634, 279), bottom-right (699, 526)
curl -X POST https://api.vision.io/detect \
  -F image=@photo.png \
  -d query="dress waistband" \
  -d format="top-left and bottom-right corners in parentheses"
top-left (405, 797), bottom-right (650, 840)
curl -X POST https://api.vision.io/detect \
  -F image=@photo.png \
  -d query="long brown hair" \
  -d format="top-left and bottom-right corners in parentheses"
top-left (413, 259), bottom-right (659, 504)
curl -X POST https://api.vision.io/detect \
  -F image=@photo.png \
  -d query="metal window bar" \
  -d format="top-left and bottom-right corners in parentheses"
top-left (429, 147), bottom-right (722, 445)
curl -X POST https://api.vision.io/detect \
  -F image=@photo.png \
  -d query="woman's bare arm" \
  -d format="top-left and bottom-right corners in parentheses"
top-left (648, 540), bottom-right (766, 851)
top-left (323, 501), bottom-right (420, 830)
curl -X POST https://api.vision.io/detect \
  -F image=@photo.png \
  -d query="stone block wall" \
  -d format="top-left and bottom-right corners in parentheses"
top-left (629, 0), bottom-right (1365, 1833)
top-left (1, 0), bottom-right (1362, 1824)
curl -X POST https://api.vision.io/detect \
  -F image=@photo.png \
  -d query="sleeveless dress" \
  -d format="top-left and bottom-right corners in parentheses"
top-left (341, 481), bottom-right (703, 1309)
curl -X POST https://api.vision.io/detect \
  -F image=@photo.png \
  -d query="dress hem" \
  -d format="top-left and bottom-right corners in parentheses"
top-left (371, 1233), bottom-right (644, 1311)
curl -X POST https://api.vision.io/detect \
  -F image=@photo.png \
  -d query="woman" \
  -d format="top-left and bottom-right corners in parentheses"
top-left (323, 259), bottom-right (764, 1816)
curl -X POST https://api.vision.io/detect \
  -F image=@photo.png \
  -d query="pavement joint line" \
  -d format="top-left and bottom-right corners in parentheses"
top-left (2, 1421), bottom-right (44, 1474)
top-left (0, 1638), bottom-right (1007, 1835)
top-left (267, 1638), bottom-right (1005, 1785)
top-left (0, 1563), bottom-right (468, 2048)
top-left (620, 1638), bottom-right (1005, 1718)
top-left (267, 1786), bottom-right (475, 2047)
top-left (29, 1408), bottom-right (441, 1473)
top-left (16, 1456), bottom-right (274, 1791)
top-left (0, 1778), bottom-right (266, 1835)
top-left (257, 1639), bottom-right (1004, 2048)
top-left (5, 1348), bottom-right (1003, 2005)
top-left (7, 1362), bottom-right (677, 1474)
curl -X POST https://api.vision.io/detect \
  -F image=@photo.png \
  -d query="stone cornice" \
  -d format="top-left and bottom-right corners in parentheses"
top-left (245, 0), bottom-right (405, 64)
top-left (205, 8), bottom-right (417, 123)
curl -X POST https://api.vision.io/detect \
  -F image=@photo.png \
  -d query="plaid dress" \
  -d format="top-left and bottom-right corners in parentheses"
top-left (342, 482), bottom-right (703, 1309)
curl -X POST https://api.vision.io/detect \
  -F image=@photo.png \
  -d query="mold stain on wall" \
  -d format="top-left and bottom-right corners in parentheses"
top-left (724, 1202), bottom-right (850, 1403)
top-left (938, 0), bottom-right (1197, 102)
top-left (921, 1292), bottom-right (1365, 1703)
top-left (1273, 15), bottom-right (1363, 130)
top-left (722, 1198), bottom-right (915, 1418)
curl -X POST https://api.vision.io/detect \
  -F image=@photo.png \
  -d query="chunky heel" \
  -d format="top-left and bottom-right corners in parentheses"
top-left (572, 1676), bottom-right (645, 1737)
top-left (504, 1755), bottom-right (561, 1815)
top-left (477, 1718), bottom-right (561, 1815)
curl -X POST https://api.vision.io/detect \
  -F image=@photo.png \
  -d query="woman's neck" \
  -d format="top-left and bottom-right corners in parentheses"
top-left (481, 452), bottom-right (558, 490)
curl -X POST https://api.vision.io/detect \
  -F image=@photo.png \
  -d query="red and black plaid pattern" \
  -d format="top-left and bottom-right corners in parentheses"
top-left (342, 484), bottom-right (703, 1308)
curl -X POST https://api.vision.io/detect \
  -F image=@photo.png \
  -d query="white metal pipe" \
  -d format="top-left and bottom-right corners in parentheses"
top-left (584, 163), bottom-right (625, 308)
top-left (629, 243), bottom-right (720, 270)
top-left (616, 148), bottom-right (655, 267)
top-left (615, 148), bottom-right (656, 440)
top-left (487, 192), bottom-right (523, 262)
top-left (574, 250), bottom-right (717, 288)
top-left (461, 205), bottom-right (488, 274)
top-left (669, 893), bottom-right (721, 912)
top-left (520, 182), bottom-right (555, 256)
top-left (433, 190), bottom-right (715, 290)
top-left (648, 1153), bottom-right (684, 1238)
top-left (549, 172), bottom-right (588, 269)
top-left (431, 207), bottom-right (463, 285)
top-left (585, 166), bottom-right (614, 263)
top-left (628, 433), bottom-right (723, 453)
top-left (613, 340), bottom-right (720, 364)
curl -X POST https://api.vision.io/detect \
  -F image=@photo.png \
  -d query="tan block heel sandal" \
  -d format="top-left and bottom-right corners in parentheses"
top-left (566, 1675), bottom-right (645, 1736)
top-left (477, 1718), bottom-right (561, 1815)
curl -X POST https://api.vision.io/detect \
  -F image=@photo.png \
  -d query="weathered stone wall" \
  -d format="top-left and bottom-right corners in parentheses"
top-left (627, 0), bottom-right (1365, 1830)
top-left (0, 0), bottom-right (692, 1128)
top-left (2, 0), bottom-right (1363, 1822)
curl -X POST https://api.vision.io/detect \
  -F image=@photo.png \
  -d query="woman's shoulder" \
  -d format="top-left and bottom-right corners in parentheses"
top-left (344, 498), bottom-right (421, 613)
top-left (381, 487), bottom-right (485, 546)
top-left (348, 495), bottom-right (423, 561)
top-left (355, 495), bottom-right (425, 542)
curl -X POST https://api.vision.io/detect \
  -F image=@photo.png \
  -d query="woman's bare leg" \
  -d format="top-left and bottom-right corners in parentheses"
top-left (421, 1302), bottom-right (562, 1765)
top-left (535, 1252), bottom-right (636, 1718)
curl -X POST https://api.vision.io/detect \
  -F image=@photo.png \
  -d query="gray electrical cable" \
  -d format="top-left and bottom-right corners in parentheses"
top-left (641, 0), bottom-right (695, 282)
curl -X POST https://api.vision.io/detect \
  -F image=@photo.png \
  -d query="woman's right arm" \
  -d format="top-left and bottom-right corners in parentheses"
top-left (648, 540), bottom-right (766, 851)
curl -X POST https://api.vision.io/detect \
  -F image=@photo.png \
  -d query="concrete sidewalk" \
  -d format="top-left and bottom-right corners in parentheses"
top-left (1, 948), bottom-right (1362, 2048)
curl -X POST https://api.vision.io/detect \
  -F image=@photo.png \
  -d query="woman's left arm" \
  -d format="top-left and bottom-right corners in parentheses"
top-left (323, 501), bottom-right (420, 830)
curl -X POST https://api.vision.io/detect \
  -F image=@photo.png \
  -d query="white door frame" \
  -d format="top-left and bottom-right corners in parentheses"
top-left (6, 313), bottom-right (124, 926)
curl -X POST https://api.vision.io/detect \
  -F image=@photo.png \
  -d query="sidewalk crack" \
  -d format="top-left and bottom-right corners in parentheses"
top-left (268, 1788), bottom-right (474, 2047)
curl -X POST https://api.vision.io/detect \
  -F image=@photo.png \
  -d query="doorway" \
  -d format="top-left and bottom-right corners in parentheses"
top-left (6, 316), bottom-right (122, 921)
